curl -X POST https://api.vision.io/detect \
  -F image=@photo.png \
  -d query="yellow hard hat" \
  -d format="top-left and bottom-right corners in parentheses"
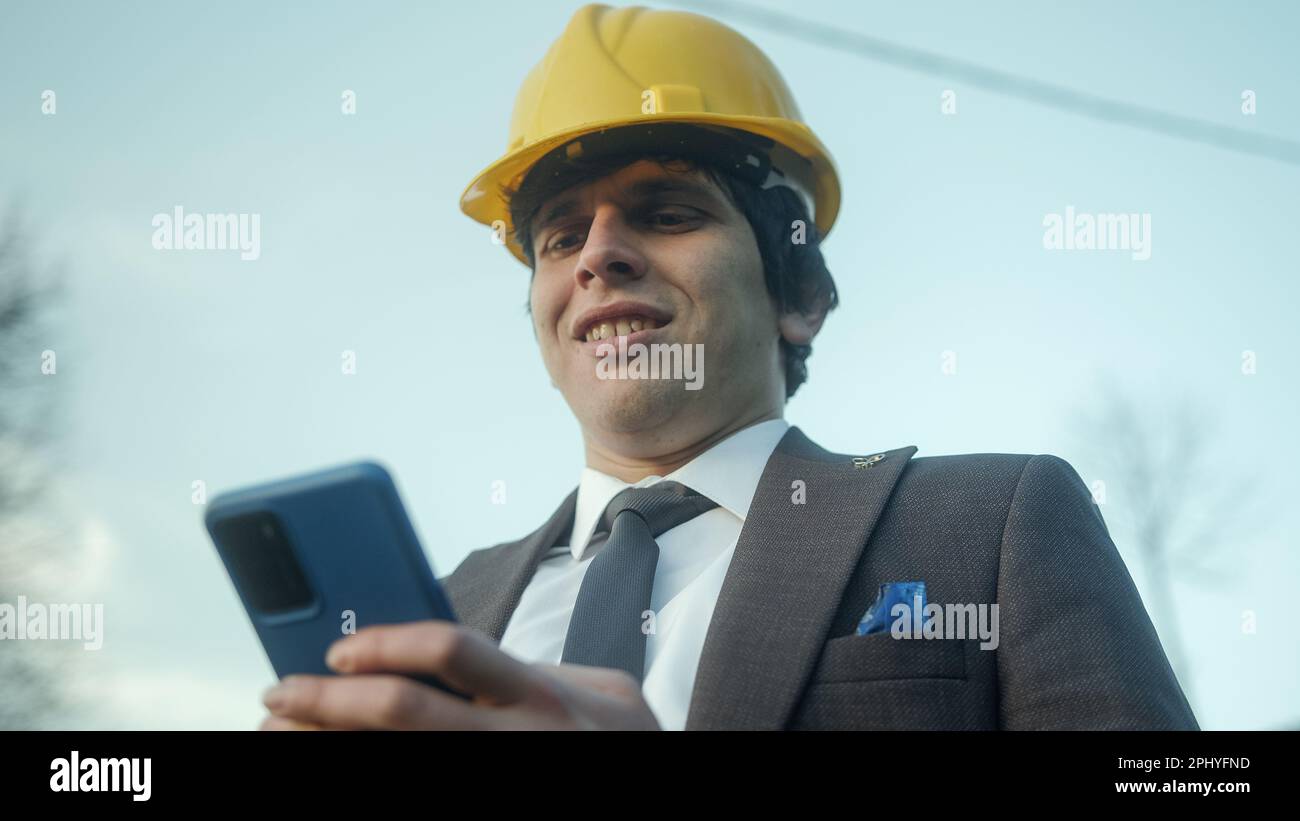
top-left (459, 2), bottom-right (841, 266)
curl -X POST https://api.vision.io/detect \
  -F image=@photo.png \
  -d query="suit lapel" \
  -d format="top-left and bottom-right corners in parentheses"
top-left (445, 427), bottom-right (917, 730)
top-left (684, 426), bottom-right (917, 730)
top-left (445, 487), bottom-right (577, 642)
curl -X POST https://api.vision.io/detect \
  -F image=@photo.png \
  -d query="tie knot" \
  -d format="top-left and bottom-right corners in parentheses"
top-left (599, 480), bottom-right (718, 539)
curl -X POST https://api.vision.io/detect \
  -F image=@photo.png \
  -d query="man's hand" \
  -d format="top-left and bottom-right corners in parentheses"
top-left (257, 621), bottom-right (661, 730)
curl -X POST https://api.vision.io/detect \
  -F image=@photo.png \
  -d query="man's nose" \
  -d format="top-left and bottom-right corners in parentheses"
top-left (575, 207), bottom-right (647, 286)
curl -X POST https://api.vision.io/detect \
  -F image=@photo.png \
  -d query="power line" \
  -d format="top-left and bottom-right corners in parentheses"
top-left (675, 0), bottom-right (1300, 166)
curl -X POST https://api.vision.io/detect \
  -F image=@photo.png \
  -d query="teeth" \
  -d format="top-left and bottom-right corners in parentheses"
top-left (583, 315), bottom-right (664, 341)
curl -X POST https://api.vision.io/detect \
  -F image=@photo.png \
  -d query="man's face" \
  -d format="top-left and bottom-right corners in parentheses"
top-left (527, 159), bottom-right (787, 452)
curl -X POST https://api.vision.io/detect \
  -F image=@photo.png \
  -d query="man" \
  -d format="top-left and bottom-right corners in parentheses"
top-left (260, 3), bottom-right (1197, 730)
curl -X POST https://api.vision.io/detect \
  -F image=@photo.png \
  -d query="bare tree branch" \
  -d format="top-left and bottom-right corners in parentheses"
top-left (1070, 379), bottom-right (1265, 712)
top-left (0, 203), bottom-right (73, 729)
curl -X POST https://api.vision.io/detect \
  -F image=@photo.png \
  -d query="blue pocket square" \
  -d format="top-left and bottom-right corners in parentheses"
top-left (856, 581), bottom-right (927, 635)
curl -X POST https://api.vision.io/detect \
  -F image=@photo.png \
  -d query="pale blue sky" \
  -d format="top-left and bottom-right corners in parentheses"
top-left (1, 0), bottom-right (1296, 728)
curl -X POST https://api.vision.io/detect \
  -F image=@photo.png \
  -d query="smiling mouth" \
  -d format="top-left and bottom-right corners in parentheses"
top-left (580, 315), bottom-right (667, 342)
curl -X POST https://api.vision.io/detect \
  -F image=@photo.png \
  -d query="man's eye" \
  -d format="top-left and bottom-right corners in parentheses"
top-left (649, 209), bottom-right (698, 227)
top-left (546, 230), bottom-right (585, 254)
top-left (543, 208), bottom-right (698, 254)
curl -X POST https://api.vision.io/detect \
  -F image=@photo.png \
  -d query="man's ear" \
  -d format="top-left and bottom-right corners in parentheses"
top-left (777, 293), bottom-right (830, 346)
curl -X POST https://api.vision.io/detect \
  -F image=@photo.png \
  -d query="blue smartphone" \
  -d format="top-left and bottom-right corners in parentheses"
top-left (204, 460), bottom-right (465, 698)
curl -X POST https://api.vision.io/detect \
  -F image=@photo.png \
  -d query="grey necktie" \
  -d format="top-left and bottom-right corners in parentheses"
top-left (560, 481), bottom-right (718, 682)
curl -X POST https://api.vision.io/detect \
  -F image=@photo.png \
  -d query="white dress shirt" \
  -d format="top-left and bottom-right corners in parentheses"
top-left (498, 418), bottom-right (790, 730)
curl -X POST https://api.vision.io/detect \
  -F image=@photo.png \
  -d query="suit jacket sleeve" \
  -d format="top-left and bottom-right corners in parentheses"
top-left (995, 454), bottom-right (1200, 729)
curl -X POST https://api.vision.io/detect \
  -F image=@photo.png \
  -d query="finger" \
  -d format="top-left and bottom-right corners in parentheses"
top-left (530, 663), bottom-right (661, 730)
top-left (258, 714), bottom-right (327, 731)
top-left (265, 673), bottom-right (502, 730)
top-left (542, 663), bottom-right (642, 700)
top-left (327, 622), bottom-right (539, 704)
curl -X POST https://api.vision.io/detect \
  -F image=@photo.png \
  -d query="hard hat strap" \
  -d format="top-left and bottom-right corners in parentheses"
top-left (516, 121), bottom-right (817, 225)
top-left (523, 122), bottom-right (770, 190)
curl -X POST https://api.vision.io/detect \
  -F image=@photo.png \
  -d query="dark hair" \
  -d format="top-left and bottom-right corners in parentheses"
top-left (503, 132), bottom-right (838, 400)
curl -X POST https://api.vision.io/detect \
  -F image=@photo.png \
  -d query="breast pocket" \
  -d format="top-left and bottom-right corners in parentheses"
top-left (810, 632), bottom-right (968, 684)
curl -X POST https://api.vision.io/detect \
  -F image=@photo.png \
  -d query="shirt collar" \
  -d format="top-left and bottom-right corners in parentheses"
top-left (569, 418), bottom-right (791, 560)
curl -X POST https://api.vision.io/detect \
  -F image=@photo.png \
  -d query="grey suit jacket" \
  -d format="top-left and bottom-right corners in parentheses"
top-left (439, 426), bottom-right (1199, 730)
